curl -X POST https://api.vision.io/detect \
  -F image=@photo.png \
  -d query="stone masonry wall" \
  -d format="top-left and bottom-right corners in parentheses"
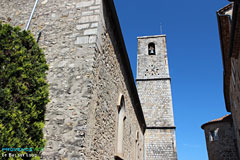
top-left (203, 122), bottom-right (238, 160)
top-left (230, 57), bottom-right (240, 157)
top-left (136, 35), bottom-right (177, 160)
top-left (137, 36), bottom-right (169, 80)
top-left (145, 129), bottom-right (177, 160)
top-left (137, 80), bottom-right (174, 127)
top-left (0, 0), bottom-right (145, 159)
top-left (83, 1), bottom-right (145, 159)
top-left (86, 31), bottom-right (144, 160)
top-left (137, 36), bottom-right (174, 127)
top-left (0, 0), bottom-right (102, 159)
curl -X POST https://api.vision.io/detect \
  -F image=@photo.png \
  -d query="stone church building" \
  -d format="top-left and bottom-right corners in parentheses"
top-left (0, 0), bottom-right (177, 159)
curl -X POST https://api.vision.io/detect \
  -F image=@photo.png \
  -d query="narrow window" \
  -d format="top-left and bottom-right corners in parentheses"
top-left (208, 131), bottom-right (213, 142)
top-left (117, 96), bottom-right (125, 155)
top-left (213, 128), bottom-right (219, 140)
top-left (209, 128), bottom-right (219, 142)
top-left (148, 43), bottom-right (155, 55)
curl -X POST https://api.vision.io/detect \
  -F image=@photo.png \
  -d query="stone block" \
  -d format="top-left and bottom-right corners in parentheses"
top-left (84, 28), bottom-right (98, 35)
top-left (90, 5), bottom-right (100, 10)
top-left (94, 10), bottom-right (100, 14)
top-left (91, 23), bottom-right (98, 28)
top-left (75, 36), bottom-right (89, 45)
top-left (41, 0), bottom-right (48, 5)
top-left (82, 11), bottom-right (94, 16)
top-left (96, 0), bottom-right (101, 5)
top-left (76, 24), bottom-right (90, 30)
top-left (76, 1), bottom-right (94, 9)
top-left (89, 35), bottom-right (97, 43)
top-left (79, 15), bottom-right (99, 23)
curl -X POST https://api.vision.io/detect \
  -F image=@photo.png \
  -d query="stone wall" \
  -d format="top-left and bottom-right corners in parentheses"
top-left (86, 31), bottom-right (144, 160)
top-left (137, 36), bottom-right (174, 127)
top-left (1, 0), bottom-right (100, 159)
top-left (136, 35), bottom-right (177, 160)
top-left (85, 1), bottom-right (145, 158)
top-left (145, 129), bottom-right (177, 160)
top-left (230, 57), bottom-right (240, 157)
top-left (217, 3), bottom-right (240, 158)
top-left (202, 120), bottom-right (238, 160)
top-left (0, 0), bottom-right (145, 159)
top-left (137, 36), bottom-right (169, 80)
top-left (137, 80), bottom-right (174, 127)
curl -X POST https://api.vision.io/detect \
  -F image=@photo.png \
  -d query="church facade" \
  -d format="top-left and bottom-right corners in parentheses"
top-left (0, 0), bottom-right (177, 159)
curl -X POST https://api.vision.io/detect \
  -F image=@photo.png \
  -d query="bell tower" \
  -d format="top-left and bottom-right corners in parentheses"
top-left (136, 35), bottom-right (177, 160)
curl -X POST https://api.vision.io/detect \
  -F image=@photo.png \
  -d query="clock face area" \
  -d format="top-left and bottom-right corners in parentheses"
top-left (143, 59), bottom-right (168, 78)
top-left (145, 65), bottom-right (160, 77)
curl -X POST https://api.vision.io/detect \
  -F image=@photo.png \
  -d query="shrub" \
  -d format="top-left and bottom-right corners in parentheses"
top-left (0, 22), bottom-right (49, 159)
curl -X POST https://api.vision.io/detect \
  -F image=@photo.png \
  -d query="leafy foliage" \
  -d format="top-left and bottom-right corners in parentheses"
top-left (0, 22), bottom-right (49, 159)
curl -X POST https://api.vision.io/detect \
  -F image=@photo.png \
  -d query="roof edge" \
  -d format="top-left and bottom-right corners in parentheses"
top-left (137, 34), bottom-right (166, 39)
top-left (216, 5), bottom-right (232, 112)
top-left (201, 114), bottom-right (232, 129)
top-left (217, 3), bottom-right (233, 14)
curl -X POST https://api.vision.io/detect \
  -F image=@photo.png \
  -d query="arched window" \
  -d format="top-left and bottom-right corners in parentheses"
top-left (148, 42), bottom-right (155, 55)
top-left (116, 96), bottom-right (125, 155)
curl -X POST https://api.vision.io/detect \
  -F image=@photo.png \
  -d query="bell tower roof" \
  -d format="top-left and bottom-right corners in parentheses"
top-left (137, 34), bottom-right (166, 39)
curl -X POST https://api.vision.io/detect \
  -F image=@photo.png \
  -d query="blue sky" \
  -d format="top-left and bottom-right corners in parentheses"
top-left (113, 0), bottom-right (230, 159)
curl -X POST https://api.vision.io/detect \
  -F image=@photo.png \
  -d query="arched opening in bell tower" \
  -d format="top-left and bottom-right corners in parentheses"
top-left (148, 42), bottom-right (156, 55)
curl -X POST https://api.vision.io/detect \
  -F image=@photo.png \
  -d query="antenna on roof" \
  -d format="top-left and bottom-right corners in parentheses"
top-left (160, 23), bottom-right (163, 35)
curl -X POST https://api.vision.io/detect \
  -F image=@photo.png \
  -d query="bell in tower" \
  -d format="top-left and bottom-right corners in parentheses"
top-left (148, 42), bottom-right (155, 55)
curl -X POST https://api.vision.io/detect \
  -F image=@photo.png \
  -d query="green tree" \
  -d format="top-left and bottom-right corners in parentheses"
top-left (0, 22), bottom-right (49, 159)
